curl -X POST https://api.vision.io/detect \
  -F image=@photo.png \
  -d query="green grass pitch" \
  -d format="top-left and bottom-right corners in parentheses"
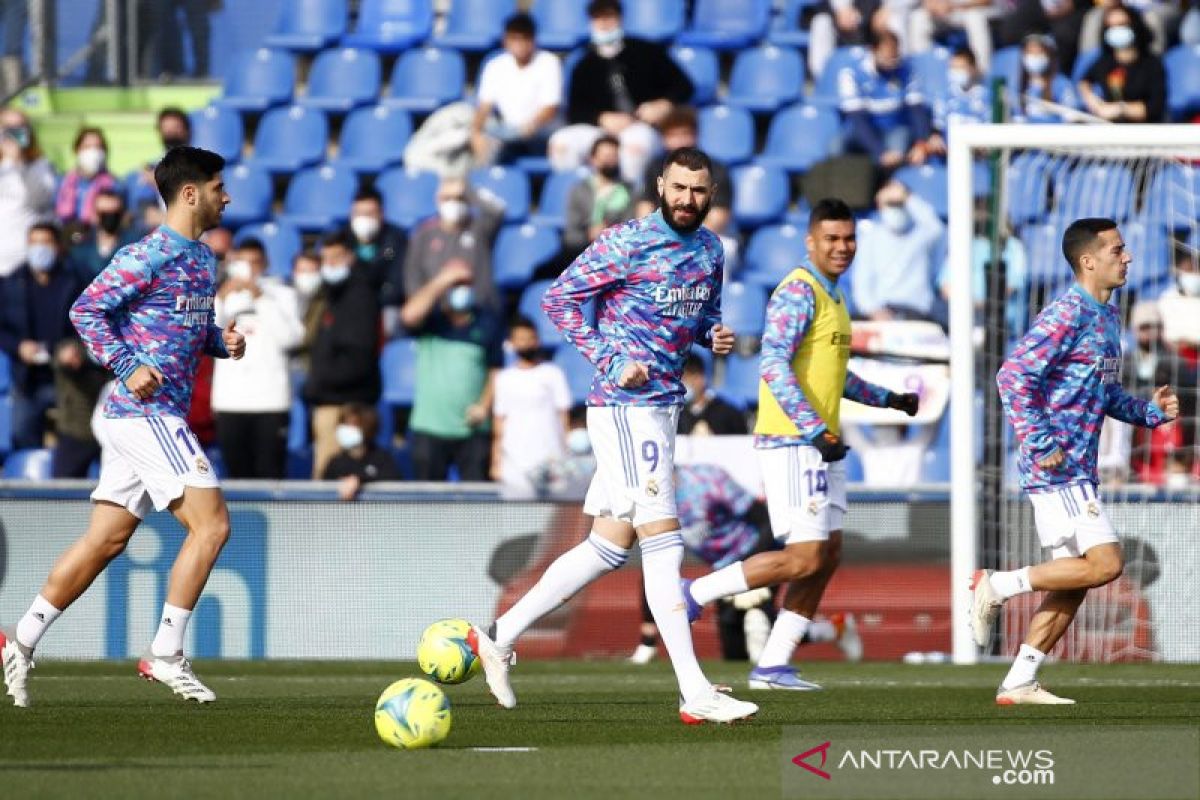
top-left (1, 661), bottom-right (1195, 799)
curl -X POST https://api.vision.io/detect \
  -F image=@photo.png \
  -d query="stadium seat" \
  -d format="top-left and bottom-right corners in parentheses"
top-left (767, 0), bottom-right (817, 48)
top-left (893, 163), bottom-right (949, 218)
top-left (377, 167), bottom-right (439, 228)
top-left (0, 349), bottom-right (9, 394)
top-left (234, 221), bottom-right (303, 278)
top-left (287, 394), bottom-right (309, 453)
top-left (1165, 45), bottom-right (1200, 120)
top-left (300, 47), bottom-right (381, 114)
top-left (677, 0), bottom-right (771, 51)
top-left (334, 105), bottom-right (411, 174)
top-left (623, 0), bottom-right (686, 43)
top-left (1005, 151), bottom-right (1051, 226)
top-left (189, 105), bottom-right (244, 164)
top-left (251, 105), bottom-right (329, 174)
top-left (720, 281), bottom-right (767, 338)
top-left (280, 163), bottom-right (360, 232)
top-left (697, 105), bottom-right (755, 166)
top-left (433, 0), bottom-right (516, 51)
top-left (759, 103), bottom-right (840, 173)
top-left (553, 344), bottom-right (595, 404)
top-left (343, 0), bottom-right (434, 53)
top-left (265, 0), bottom-right (347, 51)
top-left (468, 165), bottom-right (530, 223)
top-left (742, 223), bottom-right (807, 288)
top-left (669, 45), bottom-right (719, 106)
top-left (218, 48), bottom-right (295, 113)
top-left (910, 46), bottom-right (951, 100)
top-left (987, 45), bottom-right (1021, 89)
top-left (220, 162), bottom-right (274, 227)
top-left (727, 45), bottom-right (804, 113)
top-left (384, 47), bottom-right (467, 113)
top-left (1122, 218), bottom-right (1172, 295)
top-left (381, 337), bottom-right (419, 406)
top-left (1071, 47), bottom-right (1100, 84)
top-left (1054, 163), bottom-right (1135, 221)
top-left (531, 166), bottom-right (589, 228)
top-left (493, 223), bottom-right (561, 290)
top-left (1145, 163), bottom-right (1200, 231)
top-left (716, 353), bottom-right (760, 408)
top-left (811, 45), bottom-right (865, 107)
top-left (2, 448), bottom-right (51, 480)
top-left (519, 280), bottom-right (562, 347)
top-left (530, 0), bottom-right (590, 50)
top-left (731, 163), bottom-right (789, 229)
top-left (1019, 222), bottom-right (1067, 286)
top-left (0, 394), bottom-right (10, 456)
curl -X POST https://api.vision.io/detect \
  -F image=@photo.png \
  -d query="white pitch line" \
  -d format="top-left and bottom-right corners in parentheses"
top-left (469, 747), bottom-right (539, 752)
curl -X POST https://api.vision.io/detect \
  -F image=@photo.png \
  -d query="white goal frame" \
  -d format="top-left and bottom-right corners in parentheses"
top-left (946, 123), bottom-right (1197, 664)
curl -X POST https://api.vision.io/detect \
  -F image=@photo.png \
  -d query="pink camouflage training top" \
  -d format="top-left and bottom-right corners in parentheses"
top-left (543, 210), bottom-right (723, 406)
top-left (997, 284), bottom-right (1169, 492)
top-left (70, 225), bottom-right (229, 419)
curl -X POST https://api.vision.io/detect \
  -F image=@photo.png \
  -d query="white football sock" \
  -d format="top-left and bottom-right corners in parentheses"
top-left (991, 566), bottom-right (1033, 600)
top-left (15, 594), bottom-right (62, 651)
top-left (641, 533), bottom-right (710, 703)
top-left (689, 561), bottom-right (749, 605)
top-left (494, 532), bottom-right (628, 649)
top-left (1001, 643), bottom-right (1046, 690)
top-left (150, 603), bottom-right (194, 657)
top-left (806, 619), bottom-right (837, 643)
top-left (756, 610), bottom-right (811, 669)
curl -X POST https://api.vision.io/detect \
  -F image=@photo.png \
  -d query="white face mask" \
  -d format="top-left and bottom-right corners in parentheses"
top-left (1135, 356), bottom-right (1156, 381)
top-left (1021, 53), bottom-right (1049, 75)
top-left (438, 200), bottom-right (469, 226)
top-left (947, 67), bottom-right (973, 90)
top-left (880, 204), bottom-right (911, 233)
top-left (350, 214), bottom-right (381, 242)
top-left (321, 263), bottom-right (351, 285)
top-left (27, 243), bottom-right (55, 272)
top-left (1166, 471), bottom-right (1190, 490)
top-left (592, 26), bottom-right (624, 57)
top-left (227, 260), bottom-right (254, 282)
top-left (567, 428), bottom-right (592, 455)
top-left (1104, 25), bottom-right (1135, 50)
top-left (447, 284), bottom-right (475, 312)
top-left (76, 146), bottom-right (106, 176)
top-left (293, 271), bottom-right (322, 296)
top-left (335, 424), bottom-right (364, 451)
top-left (1178, 272), bottom-right (1200, 297)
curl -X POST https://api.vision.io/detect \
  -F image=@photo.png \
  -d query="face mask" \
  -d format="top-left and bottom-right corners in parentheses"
top-left (447, 284), bottom-right (475, 312)
top-left (592, 26), bottom-right (623, 48)
top-left (1021, 53), bottom-right (1049, 75)
top-left (162, 134), bottom-right (188, 150)
top-left (321, 264), bottom-right (351, 285)
top-left (683, 385), bottom-right (696, 404)
top-left (350, 214), bottom-right (380, 242)
top-left (947, 68), bottom-right (973, 90)
top-left (27, 244), bottom-right (55, 272)
top-left (567, 428), bottom-right (592, 455)
top-left (438, 199), bottom-right (469, 226)
top-left (77, 146), bottom-right (106, 176)
top-left (597, 163), bottom-right (620, 180)
top-left (1104, 25), bottom-right (1135, 50)
top-left (1178, 272), bottom-right (1200, 297)
top-left (294, 271), bottom-right (323, 296)
top-left (335, 424), bottom-right (364, 451)
top-left (97, 210), bottom-right (123, 234)
top-left (1135, 356), bottom-right (1156, 381)
top-left (1166, 471), bottom-right (1190, 490)
top-left (880, 205), bottom-right (910, 233)
top-left (227, 260), bottom-right (254, 282)
top-left (515, 346), bottom-right (541, 362)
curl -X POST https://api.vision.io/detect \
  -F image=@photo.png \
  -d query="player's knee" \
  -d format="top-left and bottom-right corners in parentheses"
top-left (192, 516), bottom-right (231, 551)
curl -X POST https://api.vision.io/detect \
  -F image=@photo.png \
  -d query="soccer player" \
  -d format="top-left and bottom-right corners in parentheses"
top-left (470, 146), bottom-right (759, 724)
top-left (972, 217), bottom-right (1178, 705)
top-left (1, 146), bottom-right (244, 707)
top-left (682, 198), bottom-right (919, 690)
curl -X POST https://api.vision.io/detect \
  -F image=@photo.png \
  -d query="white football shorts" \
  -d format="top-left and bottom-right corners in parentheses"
top-left (583, 405), bottom-right (679, 528)
top-left (1028, 481), bottom-right (1118, 560)
top-left (758, 444), bottom-right (848, 544)
top-left (92, 415), bottom-right (220, 519)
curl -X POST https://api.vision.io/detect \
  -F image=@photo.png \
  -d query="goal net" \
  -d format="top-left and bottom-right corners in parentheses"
top-left (947, 124), bottom-right (1200, 665)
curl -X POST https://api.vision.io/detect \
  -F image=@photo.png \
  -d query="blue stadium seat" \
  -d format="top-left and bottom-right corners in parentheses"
top-left (334, 105), bottom-right (411, 174)
top-left (1145, 163), bottom-right (1200, 232)
top-left (697, 105), bottom-right (755, 165)
top-left (743, 223), bottom-right (807, 288)
top-left (251, 105), bottom-right (329, 174)
top-left (519, 279), bottom-right (562, 346)
top-left (265, 0), bottom-right (347, 51)
top-left (811, 45), bottom-right (865, 107)
top-left (1122, 218), bottom-right (1172, 295)
top-left (530, 0), bottom-right (589, 50)
top-left (987, 45), bottom-right (1021, 90)
top-left (468, 165), bottom-right (530, 223)
top-left (1165, 45), bottom-right (1200, 120)
top-left (1054, 163), bottom-right (1136, 222)
top-left (300, 47), bottom-right (381, 114)
top-left (731, 163), bottom-right (789, 229)
top-left (221, 162), bottom-right (274, 227)
top-left (434, 0), bottom-right (516, 51)
top-left (377, 167), bottom-right (439, 228)
top-left (677, 0), bottom-right (771, 51)
top-left (343, 0), bottom-right (434, 52)
top-left (1005, 151), bottom-right (1051, 226)
top-left (720, 281), bottom-right (767, 338)
top-left (1071, 47), bottom-right (1100, 83)
top-left (189, 105), bottom-right (243, 164)
top-left (0, 394), bottom-right (11, 455)
top-left (493, 223), bottom-right (561, 290)
top-left (280, 164), bottom-right (359, 232)
top-left (218, 48), bottom-right (295, 113)
top-left (0, 349), bottom-right (9, 394)
top-left (624, 0), bottom-right (686, 43)
top-left (2, 448), bottom-right (51, 480)
top-left (767, 0), bottom-right (818, 48)
top-left (288, 394), bottom-right (309, 453)
top-left (553, 344), bottom-right (595, 404)
top-left (717, 353), bottom-right (760, 408)
top-left (910, 46), bottom-right (951, 100)
top-left (1019, 222), bottom-right (1067, 285)
top-left (381, 337), bottom-right (419, 406)
top-left (234, 221), bottom-right (303, 278)
top-left (894, 163), bottom-right (949, 218)
top-left (843, 448), bottom-right (864, 483)
top-left (759, 103), bottom-right (840, 173)
top-left (669, 45), bottom-right (719, 105)
top-left (384, 47), bottom-right (467, 113)
top-left (532, 167), bottom-right (589, 228)
top-left (727, 45), bottom-right (804, 113)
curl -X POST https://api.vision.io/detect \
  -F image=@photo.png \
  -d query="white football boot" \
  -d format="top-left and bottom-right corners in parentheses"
top-left (137, 652), bottom-right (216, 703)
top-left (1, 628), bottom-right (33, 708)
top-left (970, 569), bottom-right (1005, 647)
top-left (679, 688), bottom-right (759, 724)
top-left (627, 643), bottom-right (657, 665)
top-left (831, 612), bottom-right (863, 662)
top-left (995, 681), bottom-right (1075, 705)
top-left (469, 625), bottom-right (516, 709)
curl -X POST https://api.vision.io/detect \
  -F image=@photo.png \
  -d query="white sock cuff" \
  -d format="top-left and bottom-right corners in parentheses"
top-left (1017, 643), bottom-right (1046, 663)
top-left (162, 603), bottom-right (193, 622)
top-left (639, 532), bottom-right (683, 557)
top-left (587, 532), bottom-right (630, 569)
top-left (32, 594), bottom-right (62, 617)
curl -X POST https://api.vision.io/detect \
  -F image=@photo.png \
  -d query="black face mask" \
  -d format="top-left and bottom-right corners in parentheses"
top-left (97, 211), bottom-right (123, 234)
top-left (515, 347), bottom-right (542, 362)
top-left (162, 135), bottom-right (188, 150)
top-left (598, 164), bottom-right (620, 180)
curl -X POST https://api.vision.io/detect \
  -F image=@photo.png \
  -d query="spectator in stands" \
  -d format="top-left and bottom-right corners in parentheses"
top-left (70, 189), bottom-right (136, 279)
top-left (203, 226), bottom-right (232, 271)
top-left (1080, 0), bottom-right (1177, 55)
top-left (806, 0), bottom-right (889, 79)
top-left (909, 0), bottom-right (998, 71)
top-left (0, 108), bottom-right (56, 279)
top-left (852, 180), bottom-right (944, 321)
top-left (1159, 247), bottom-right (1200, 361)
top-left (0, 222), bottom-right (83, 450)
top-left (938, 199), bottom-right (1028, 335)
top-left (54, 127), bottom-right (117, 235)
top-left (562, 135), bottom-right (634, 259)
top-left (290, 250), bottom-right (325, 376)
top-left (993, 0), bottom-right (1084, 75)
top-left (679, 354), bottom-right (747, 436)
top-left (400, 258), bottom-right (503, 481)
top-left (304, 231), bottom-right (382, 479)
top-left (402, 176), bottom-right (505, 310)
top-left (838, 30), bottom-right (934, 170)
top-left (549, 0), bottom-right (693, 183)
top-left (0, 0), bottom-right (25, 96)
top-left (174, 0), bottom-right (214, 78)
top-left (344, 187), bottom-right (406, 308)
top-left (50, 336), bottom-right (108, 478)
top-left (212, 239), bottom-right (304, 479)
top-left (130, 107), bottom-right (192, 211)
top-left (928, 48), bottom-right (990, 153)
top-left (634, 107), bottom-right (732, 239)
top-left (491, 316), bottom-right (572, 498)
top-left (1185, 1), bottom-right (1200, 46)
top-left (1009, 34), bottom-right (1082, 123)
top-left (322, 403), bottom-right (403, 500)
top-left (1078, 2), bottom-right (1166, 122)
top-left (471, 12), bottom-right (563, 166)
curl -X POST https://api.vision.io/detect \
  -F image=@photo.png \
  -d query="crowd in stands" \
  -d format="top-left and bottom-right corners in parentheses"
top-left (1, 0), bottom-right (1198, 490)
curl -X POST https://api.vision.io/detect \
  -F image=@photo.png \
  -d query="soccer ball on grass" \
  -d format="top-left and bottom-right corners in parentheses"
top-left (374, 677), bottom-right (452, 749)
